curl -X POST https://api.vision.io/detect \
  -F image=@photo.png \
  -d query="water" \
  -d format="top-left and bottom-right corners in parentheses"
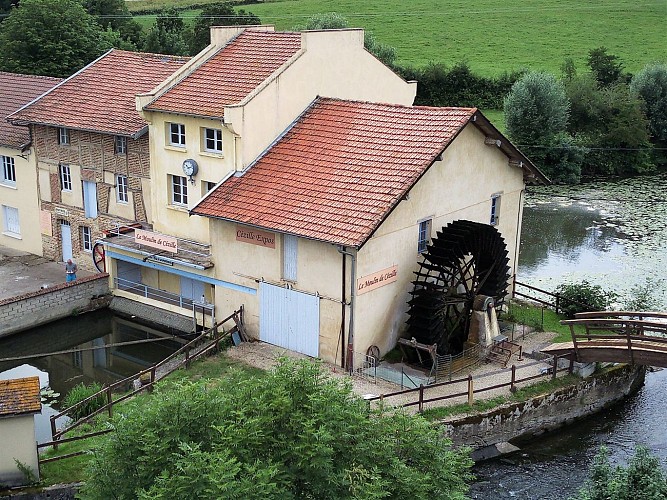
top-left (0, 309), bottom-right (186, 443)
top-left (470, 174), bottom-right (667, 498)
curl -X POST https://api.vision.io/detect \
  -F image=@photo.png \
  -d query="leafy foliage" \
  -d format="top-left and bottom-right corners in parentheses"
top-left (571, 446), bottom-right (667, 500)
top-left (587, 46), bottom-right (627, 88)
top-left (554, 280), bottom-right (615, 318)
top-left (62, 382), bottom-right (106, 421)
top-left (624, 278), bottom-right (664, 312)
top-left (630, 63), bottom-right (667, 148)
top-left (84, 0), bottom-right (143, 48)
top-left (143, 7), bottom-right (189, 56)
top-left (0, 0), bottom-right (113, 77)
top-left (80, 358), bottom-right (473, 499)
top-left (189, 2), bottom-right (260, 55)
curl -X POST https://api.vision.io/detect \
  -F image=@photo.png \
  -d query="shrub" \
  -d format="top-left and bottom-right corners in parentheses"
top-left (554, 280), bottom-right (615, 318)
top-left (61, 382), bottom-right (106, 421)
top-left (630, 63), bottom-right (667, 148)
top-left (624, 278), bottom-right (664, 312)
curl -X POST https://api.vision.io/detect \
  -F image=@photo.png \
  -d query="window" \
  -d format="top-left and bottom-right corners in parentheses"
top-left (418, 218), bottom-right (432, 253)
top-left (203, 181), bottom-right (216, 193)
top-left (58, 127), bottom-right (70, 145)
top-left (1, 156), bottom-right (15, 186)
top-left (83, 181), bottom-right (98, 218)
top-left (114, 136), bottom-right (127, 155)
top-left (81, 226), bottom-right (92, 252)
top-left (282, 234), bottom-right (298, 281)
top-left (490, 194), bottom-right (501, 226)
top-left (171, 175), bottom-right (188, 206)
top-left (59, 164), bottom-right (72, 191)
top-left (169, 123), bottom-right (186, 147)
top-left (203, 128), bottom-right (222, 153)
top-left (2, 205), bottom-right (20, 236)
top-left (116, 174), bottom-right (128, 203)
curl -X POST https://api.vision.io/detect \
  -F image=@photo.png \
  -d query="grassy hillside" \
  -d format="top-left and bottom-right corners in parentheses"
top-left (128, 0), bottom-right (665, 77)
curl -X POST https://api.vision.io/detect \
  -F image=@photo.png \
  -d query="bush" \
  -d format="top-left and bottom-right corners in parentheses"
top-left (624, 278), bottom-right (664, 312)
top-left (61, 382), bottom-right (106, 421)
top-left (630, 63), bottom-right (667, 148)
top-left (554, 280), bottom-right (615, 318)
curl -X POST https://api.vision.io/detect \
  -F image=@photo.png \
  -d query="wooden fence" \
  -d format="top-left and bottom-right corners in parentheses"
top-left (367, 354), bottom-right (573, 413)
top-left (40, 306), bottom-right (245, 461)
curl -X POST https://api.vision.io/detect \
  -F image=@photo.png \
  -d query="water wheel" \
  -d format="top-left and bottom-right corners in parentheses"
top-left (406, 220), bottom-right (510, 355)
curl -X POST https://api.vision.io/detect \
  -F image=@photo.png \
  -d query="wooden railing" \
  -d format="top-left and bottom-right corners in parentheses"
top-left (367, 355), bottom-right (572, 413)
top-left (513, 278), bottom-right (596, 315)
top-left (44, 306), bottom-right (245, 457)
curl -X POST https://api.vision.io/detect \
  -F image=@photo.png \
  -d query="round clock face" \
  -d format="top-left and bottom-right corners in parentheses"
top-left (182, 159), bottom-right (198, 177)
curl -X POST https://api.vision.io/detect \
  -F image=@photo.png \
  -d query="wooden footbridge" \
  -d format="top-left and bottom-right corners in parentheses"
top-left (542, 312), bottom-right (667, 367)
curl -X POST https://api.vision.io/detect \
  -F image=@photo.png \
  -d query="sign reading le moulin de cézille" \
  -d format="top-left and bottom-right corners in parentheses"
top-left (357, 265), bottom-right (398, 295)
top-left (134, 229), bottom-right (178, 253)
top-left (236, 226), bottom-right (276, 249)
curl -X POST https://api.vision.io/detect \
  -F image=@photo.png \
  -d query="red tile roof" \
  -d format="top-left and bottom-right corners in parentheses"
top-left (192, 98), bottom-right (476, 247)
top-left (8, 50), bottom-right (189, 137)
top-left (0, 376), bottom-right (41, 417)
top-left (0, 72), bottom-right (61, 149)
top-left (145, 30), bottom-right (302, 117)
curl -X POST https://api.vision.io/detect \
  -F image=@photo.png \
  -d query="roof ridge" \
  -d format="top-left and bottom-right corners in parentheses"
top-left (318, 96), bottom-right (477, 113)
top-left (0, 71), bottom-right (61, 82)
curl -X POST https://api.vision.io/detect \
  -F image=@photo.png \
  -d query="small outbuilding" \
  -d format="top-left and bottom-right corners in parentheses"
top-left (0, 376), bottom-right (41, 486)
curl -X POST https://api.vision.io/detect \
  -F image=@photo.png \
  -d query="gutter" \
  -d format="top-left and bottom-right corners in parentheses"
top-left (337, 245), bottom-right (357, 373)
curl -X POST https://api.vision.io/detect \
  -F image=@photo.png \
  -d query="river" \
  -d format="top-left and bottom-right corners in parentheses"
top-left (471, 173), bottom-right (667, 498)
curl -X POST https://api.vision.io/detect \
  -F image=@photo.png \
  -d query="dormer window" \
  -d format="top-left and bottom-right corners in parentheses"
top-left (169, 123), bottom-right (186, 147)
top-left (58, 127), bottom-right (70, 145)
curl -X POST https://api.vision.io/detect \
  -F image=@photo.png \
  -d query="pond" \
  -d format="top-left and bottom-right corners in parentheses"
top-left (518, 173), bottom-right (667, 309)
top-left (0, 309), bottom-right (186, 443)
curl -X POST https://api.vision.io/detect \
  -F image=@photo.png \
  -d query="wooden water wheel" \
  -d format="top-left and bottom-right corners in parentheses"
top-left (406, 220), bottom-right (510, 355)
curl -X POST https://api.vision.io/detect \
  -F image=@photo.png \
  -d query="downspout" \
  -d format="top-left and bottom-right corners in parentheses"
top-left (340, 249), bottom-right (346, 369)
top-left (513, 188), bottom-right (525, 296)
top-left (337, 245), bottom-right (357, 373)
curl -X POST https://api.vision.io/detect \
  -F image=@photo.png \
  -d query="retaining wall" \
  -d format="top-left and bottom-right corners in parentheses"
top-left (442, 364), bottom-right (646, 449)
top-left (0, 274), bottom-right (111, 338)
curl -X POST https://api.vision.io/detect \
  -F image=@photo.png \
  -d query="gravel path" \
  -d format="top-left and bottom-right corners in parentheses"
top-left (226, 327), bottom-right (564, 414)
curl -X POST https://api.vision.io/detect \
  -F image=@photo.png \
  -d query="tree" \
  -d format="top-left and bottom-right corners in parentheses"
top-left (300, 13), bottom-right (397, 68)
top-left (0, 0), bottom-right (112, 77)
top-left (190, 2), bottom-right (260, 55)
top-left (588, 46), bottom-right (626, 88)
top-left (83, 0), bottom-right (143, 48)
top-left (144, 8), bottom-right (189, 56)
top-left (572, 446), bottom-right (667, 499)
top-left (80, 358), bottom-right (473, 499)
top-left (630, 63), bottom-right (667, 148)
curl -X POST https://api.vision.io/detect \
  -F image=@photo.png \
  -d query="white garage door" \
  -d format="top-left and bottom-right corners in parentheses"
top-left (260, 282), bottom-right (319, 357)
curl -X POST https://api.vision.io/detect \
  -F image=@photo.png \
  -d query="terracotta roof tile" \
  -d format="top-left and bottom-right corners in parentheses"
top-left (145, 31), bottom-right (302, 117)
top-left (8, 50), bottom-right (189, 136)
top-left (192, 98), bottom-right (475, 247)
top-left (0, 376), bottom-right (41, 417)
top-left (0, 72), bottom-right (61, 149)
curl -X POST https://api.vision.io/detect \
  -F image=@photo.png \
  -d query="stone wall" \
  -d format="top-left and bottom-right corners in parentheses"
top-left (0, 274), bottom-right (111, 338)
top-left (442, 364), bottom-right (646, 449)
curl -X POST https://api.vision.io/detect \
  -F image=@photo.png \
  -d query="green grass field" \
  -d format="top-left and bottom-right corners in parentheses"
top-left (128, 0), bottom-right (667, 76)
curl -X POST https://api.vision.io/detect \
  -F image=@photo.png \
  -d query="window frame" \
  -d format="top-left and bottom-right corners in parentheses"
top-left (1, 155), bottom-right (16, 186)
top-left (417, 218), bottom-right (432, 254)
top-left (116, 174), bottom-right (129, 203)
top-left (490, 194), bottom-right (501, 226)
top-left (59, 164), bottom-right (72, 191)
top-left (2, 205), bottom-right (20, 236)
top-left (171, 175), bottom-right (188, 206)
top-left (114, 135), bottom-right (127, 155)
top-left (81, 225), bottom-right (92, 252)
top-left (203, 127), bottom-right (223, 153)
top-left (282, 234), bottom-right (298, 282)
top-left (58, 127), bottom-right (70, 145)
top-left (168, 123), bottom-right (186, 148)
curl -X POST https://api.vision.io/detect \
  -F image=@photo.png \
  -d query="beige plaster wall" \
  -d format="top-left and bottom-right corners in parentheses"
top-left (354, 124), bottom-right (526, 356)
top-left (0, 146), bottom-right (43, 255)
top-left (0, 415), bottom-right (39, 486)
top-left (226, 29), bottom-right (417, 168)
top-left (144, 114), bottom-right (233, 243)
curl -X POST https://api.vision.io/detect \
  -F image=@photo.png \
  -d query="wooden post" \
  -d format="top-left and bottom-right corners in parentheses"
top-left (50, 416), bottom-right (58, 451)
top-left (418, 384), bottom-right (424, 413)
top-left (626, 329), bottom-right (634, 365)
top-left (510, 364), bottom-right (516, 392)
top-left (555, 294), bottom-right (560, 315)
top-left (106, 386), bottom-right (113, 418)
top-left (185, 347), bottom-right (190, 369)
top-left (552, 355), bottom-right (558, 379)
top-left (569, 356), bottom-right (575, 374)
top-left (149, 367), bottom-right (156, 393)
top-left (467, 374), bottom-right (474, 406)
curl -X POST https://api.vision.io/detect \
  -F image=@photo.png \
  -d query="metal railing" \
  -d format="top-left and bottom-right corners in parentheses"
top-left (107, 222), bottom-right (211, 260)
top-left (434, 343), bottom-right (481, 382)
top-left (115, 277), bottom-right (214, 315)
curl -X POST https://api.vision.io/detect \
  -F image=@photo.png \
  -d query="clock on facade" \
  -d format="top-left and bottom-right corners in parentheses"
top-left (182, 159), bottom-right (199, 183)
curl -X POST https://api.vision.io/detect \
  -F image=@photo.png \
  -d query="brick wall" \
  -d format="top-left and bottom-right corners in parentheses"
top-left (0, 274), bottom-right (111, 338)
